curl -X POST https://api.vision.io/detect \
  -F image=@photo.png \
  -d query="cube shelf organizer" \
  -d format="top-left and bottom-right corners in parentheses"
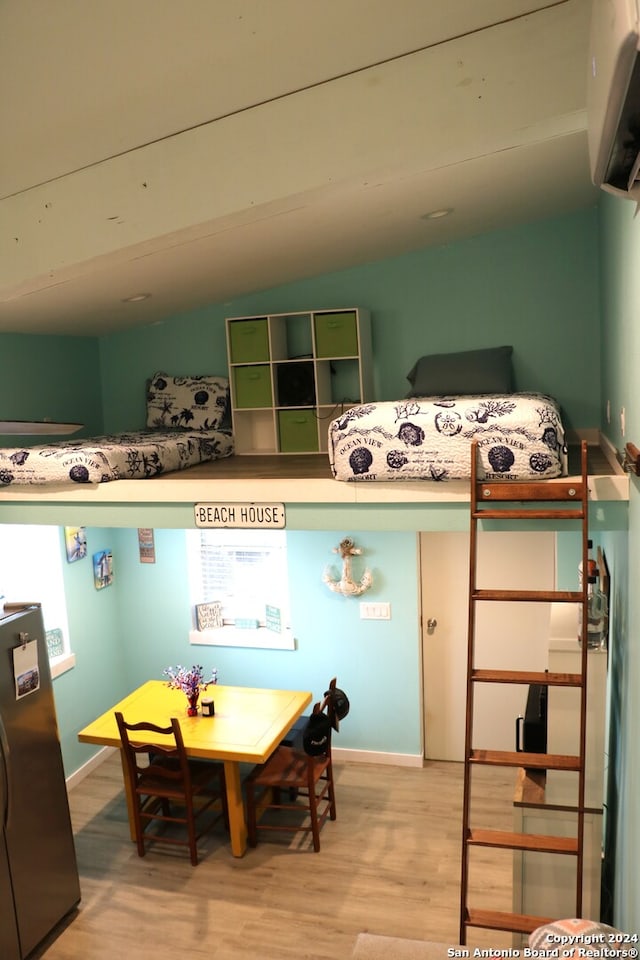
top-left (225, 308), bottom-right (373, 455)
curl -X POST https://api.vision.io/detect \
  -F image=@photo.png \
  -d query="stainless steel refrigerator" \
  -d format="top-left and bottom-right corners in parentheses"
top-left (0, 603), bottom-right (81, 959)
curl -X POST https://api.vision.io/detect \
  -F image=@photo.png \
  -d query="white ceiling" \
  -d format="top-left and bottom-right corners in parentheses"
top-left (0, 0), bottom-right (599, 336)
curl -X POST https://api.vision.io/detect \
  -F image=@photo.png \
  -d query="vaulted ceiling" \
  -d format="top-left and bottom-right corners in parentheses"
top-left (0, 0), bottom-right (598, 336)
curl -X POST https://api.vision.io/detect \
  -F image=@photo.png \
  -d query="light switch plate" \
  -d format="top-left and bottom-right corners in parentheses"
top-left (360, 601), bottom-right (391, 620)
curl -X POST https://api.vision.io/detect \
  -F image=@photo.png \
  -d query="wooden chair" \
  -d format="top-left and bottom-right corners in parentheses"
top-left (115, 711), bottom-right (227, 865)
top-left (280, 676), bottom-right (348, 746)
top-left (245, 694), bottom-right (337, 852)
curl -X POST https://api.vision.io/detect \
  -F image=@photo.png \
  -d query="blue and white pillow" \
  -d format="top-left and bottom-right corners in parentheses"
top-left (146, 372), bottom-right (229, 430)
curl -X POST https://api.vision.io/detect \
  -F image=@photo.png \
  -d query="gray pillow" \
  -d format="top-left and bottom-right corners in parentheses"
top-left (406, 345), bottom-right (514, 397)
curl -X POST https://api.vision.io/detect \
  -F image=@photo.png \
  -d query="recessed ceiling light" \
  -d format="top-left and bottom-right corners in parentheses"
top-left (421, 208), bottom-right (454, 220)
top-left (122, 293), bottom-right (151, 303)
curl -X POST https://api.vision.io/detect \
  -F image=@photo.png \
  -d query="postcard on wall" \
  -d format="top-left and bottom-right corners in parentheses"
top-left (138, 528), bottom-right (156, 564)
top-left (65, 526), bottom-right (87, 562)
top-left (13, 639), bottom-right (40, 699)
top-left (93, 549), bottom-right (114, 590)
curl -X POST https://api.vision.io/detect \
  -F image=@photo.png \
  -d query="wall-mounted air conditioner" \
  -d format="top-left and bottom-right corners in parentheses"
top-left (588, 0), bottom-right (640, 199)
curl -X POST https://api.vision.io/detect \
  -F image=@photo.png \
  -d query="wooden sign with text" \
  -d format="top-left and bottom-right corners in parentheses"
top-left (194, 502), bottom-right (285, 529)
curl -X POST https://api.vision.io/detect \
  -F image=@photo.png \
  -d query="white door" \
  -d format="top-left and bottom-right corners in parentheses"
top-left (420, 531), bottom-right (555, 761)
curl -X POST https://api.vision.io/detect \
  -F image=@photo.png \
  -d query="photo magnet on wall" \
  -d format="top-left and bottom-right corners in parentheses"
top-left (65, 526), bottom-right (87, 562)
top-left (93, 549), bottom-right (113, 590)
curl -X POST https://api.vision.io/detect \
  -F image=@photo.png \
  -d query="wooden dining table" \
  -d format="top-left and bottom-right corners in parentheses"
top-left (77, 680), bottom-right (312, 857)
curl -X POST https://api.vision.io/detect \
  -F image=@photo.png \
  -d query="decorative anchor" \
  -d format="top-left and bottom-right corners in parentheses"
top-left (323, 537), bottom-right (373, 597)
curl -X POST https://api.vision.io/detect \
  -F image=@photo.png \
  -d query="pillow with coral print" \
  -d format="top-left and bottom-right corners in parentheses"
top-left (146, 372), bottom-right (229, 430)
top-left (529, 918), bottom-right (627, 959)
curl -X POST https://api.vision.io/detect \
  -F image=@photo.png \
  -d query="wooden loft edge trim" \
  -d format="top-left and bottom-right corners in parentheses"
top-left (624, 442), bottom-right (640, 475)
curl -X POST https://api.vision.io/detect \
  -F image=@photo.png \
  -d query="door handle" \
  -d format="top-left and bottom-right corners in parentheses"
top-left (426, 618), bottom-right (437, 634)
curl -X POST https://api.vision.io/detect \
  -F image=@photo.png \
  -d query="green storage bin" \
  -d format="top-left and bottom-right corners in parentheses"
top-left (314, 311), bottom-right (358, 358)
top-left (233, 365), bottom-right (272, 408)
top-left (278, 410), bottom-right (319, 452)
top-left (228, 318), bottom-right (269, 363)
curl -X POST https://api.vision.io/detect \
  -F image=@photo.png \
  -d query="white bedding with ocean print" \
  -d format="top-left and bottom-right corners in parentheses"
top-left (0, 428), bottom-right (234, 487)
top-left (328, 393), bottom-right (567, 482)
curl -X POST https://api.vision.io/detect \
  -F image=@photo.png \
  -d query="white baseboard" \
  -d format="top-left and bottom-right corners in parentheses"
top-left (66, 745), bottom-right (116, 791)
top-left (332, 746), bottom-right (424, 767)
top-left (66, 743), bottom-right (423, 790)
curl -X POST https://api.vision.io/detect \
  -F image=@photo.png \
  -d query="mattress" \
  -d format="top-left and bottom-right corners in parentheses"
top-left (328, 393), bottom-right (568, 482)
top-left (0, 428), bottom-right (234, 486)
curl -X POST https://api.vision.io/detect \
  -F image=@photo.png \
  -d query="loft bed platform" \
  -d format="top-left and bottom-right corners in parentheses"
top-left (0, 439), bottom-right (627, 506)
top-left (1, 384), bottom-right (626, 506)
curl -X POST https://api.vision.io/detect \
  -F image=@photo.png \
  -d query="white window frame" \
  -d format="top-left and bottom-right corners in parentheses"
top-left (186, 529), bottom-right (295, 650)
top-left (0, 525), bottom-right (75, 677)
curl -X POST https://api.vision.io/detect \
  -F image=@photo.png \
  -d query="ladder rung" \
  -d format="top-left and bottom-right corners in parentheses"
top-left (475, 480), bottom-right (586, 503)
top-left (473, 589), bottom-right (582, 602)
top-left (472, 508), bottom-right (584, 520)
top-left (469, 749), bottom-right (581, 771)
top-left (467, 828), bottom-right (578, 854)
top-left (465, 908), bottom-right (555, 936)
top-left (472, 669), bottom-right (583, 687)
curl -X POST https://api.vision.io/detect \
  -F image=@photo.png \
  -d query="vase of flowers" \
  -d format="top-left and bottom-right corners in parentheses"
top-left (163, 664), bottom-right (218, 716)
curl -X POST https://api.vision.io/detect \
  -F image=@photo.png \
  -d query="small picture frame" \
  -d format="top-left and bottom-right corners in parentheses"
top-left (93, 549), bottom-right (113, 590)
top-left (65, 526), bottom-right (87, 563)
top-left (265, 604), bottom-right (282, 634)
top-left (196, 601), bottom-right (223, 631)
top-left (138, 528), bottom-right (156, 564)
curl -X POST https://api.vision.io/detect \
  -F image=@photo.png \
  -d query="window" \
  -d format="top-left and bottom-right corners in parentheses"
top-left (0, 525), bottom-right (75, 677)
top-left (186, 529), bottom-right (293, 649)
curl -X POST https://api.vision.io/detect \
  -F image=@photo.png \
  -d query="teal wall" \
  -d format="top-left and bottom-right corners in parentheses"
top-left (597, 193), bottom-right (639, 932)
top-left (56, 526), bottom-right (129, 773)
top-left (55, 525), bottom-right (421, 774)
top-left (0, 333), bottom-right (103, 442)
top-left (4, 204), bottom-right (635, 924)
top-left (96, 209), bottom-right (600, 435)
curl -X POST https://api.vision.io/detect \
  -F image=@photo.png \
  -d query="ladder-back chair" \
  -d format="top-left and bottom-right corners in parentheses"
top-left (245, 692), bottom-right (338, 852)
top-left (115, 711), bottom-right (227, 865)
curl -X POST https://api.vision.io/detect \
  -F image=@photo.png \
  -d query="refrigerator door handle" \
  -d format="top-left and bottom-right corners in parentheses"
top-left (0, 714), bottom-right (10, 830)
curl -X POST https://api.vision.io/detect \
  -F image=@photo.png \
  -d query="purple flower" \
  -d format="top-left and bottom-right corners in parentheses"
top-left (163, 664), bottom-right (218, 696)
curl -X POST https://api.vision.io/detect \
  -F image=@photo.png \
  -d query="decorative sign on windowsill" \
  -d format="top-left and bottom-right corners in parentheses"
top-left (194, 502), bottom-right (286, 529)
top-left (265, 605), bottom-right (282, 633)
top-left (46, 628), bottom-right (64, 658)
top-left (196, 601), bottom-right (223, 631)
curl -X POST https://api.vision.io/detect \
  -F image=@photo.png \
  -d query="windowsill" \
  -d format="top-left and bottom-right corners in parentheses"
top-left (50, 652), bottom-right (76, 678)
top-left (189, 626), bottom-right (295, 650)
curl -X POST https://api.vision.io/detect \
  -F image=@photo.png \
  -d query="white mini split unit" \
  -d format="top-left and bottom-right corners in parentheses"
top-left (588, 0), bottom-right (640, 199)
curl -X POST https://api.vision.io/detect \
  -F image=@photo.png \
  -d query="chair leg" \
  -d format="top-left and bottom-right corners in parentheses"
top-left (245, 782), bottom-right (258, 847)
top-left (218, 769), bottom-right (230, 830)
top-left (132, 802), bottom-right (147, 858)
top-left (307, 772), bottom-right (321, 852)
top-left (186, 803), bottom-right (199, 866)
top-left (327, 760), bottom-right (337, 821)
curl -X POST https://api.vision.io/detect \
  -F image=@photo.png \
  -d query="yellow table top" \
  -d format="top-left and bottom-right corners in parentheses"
top-left (78, 680), bottom-right (312, 764)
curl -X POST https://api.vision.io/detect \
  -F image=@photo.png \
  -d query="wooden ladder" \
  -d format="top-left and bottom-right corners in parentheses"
top-left (459, 440), bottom-right (590, 942)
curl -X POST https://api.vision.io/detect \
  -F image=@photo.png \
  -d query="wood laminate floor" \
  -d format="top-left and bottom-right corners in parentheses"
top-left (34, 755), bottom-right (521, 960)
